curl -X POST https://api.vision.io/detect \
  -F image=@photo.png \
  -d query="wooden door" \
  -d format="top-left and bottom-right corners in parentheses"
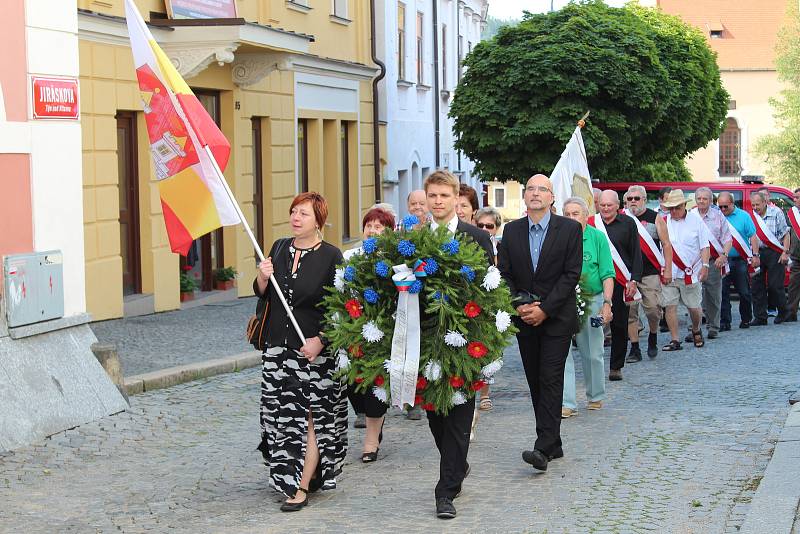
top-left (117, 112), bottom-right (142, 295)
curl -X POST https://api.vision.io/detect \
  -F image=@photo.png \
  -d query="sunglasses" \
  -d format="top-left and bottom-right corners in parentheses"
top-left (718, 204), bottom-right (732, 209)
top-left (477, 223), bottom-right (496, 230)
top-left (626, 196), bottom-right (642, 201)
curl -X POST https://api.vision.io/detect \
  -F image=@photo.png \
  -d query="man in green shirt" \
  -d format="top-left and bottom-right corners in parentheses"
top-left (561, 197), bottom-right (615, 418)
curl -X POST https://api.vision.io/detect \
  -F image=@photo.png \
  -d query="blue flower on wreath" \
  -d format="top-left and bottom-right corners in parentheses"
top-left (362, 237), bottom-right (378, 254)
top-left (423, 258), bottom-right (439, 275)
top-left (343, 266), bottom-right (356, 282)
top-left (460, 265), bottom-right (475, 282)
top-left (374, 261), bottom-right (390, 278)
top-left (398, 239), bottom-right (416, 257)
top-left (363, 288), bottom-right (379, 304)
top-left (432, 291), bottom-right (450, 302)
top-left (409, 280), bottom-right (423, 294)
top-left (442, 239), bottom-right (460, 256)
top-left (402, 214), bottom-right (419, 230)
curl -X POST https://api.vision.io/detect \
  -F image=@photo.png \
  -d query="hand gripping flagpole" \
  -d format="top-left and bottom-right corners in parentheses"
top-left (202, 145), bottom-right (306, 343)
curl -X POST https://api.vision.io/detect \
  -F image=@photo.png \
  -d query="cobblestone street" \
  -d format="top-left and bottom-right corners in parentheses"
top-left (2, 315), bottom-right (798, 533)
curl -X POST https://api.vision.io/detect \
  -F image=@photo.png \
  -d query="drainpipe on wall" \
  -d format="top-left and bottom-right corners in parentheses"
top-left (370, 0), bottom-right (387, 204)
top-left (433, 0), bottom-right (440, 168)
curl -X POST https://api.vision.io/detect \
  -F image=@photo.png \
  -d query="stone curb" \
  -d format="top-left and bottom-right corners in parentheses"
top-left (738, 401), bottom-right (800, 534)
top-left (123, 350), bottom-right (261, 395)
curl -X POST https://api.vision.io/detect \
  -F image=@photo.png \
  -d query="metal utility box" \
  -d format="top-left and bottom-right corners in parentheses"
top-left (3, 251), bottom-right (64, 328)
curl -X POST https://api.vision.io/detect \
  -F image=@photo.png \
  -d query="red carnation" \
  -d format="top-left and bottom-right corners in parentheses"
top-left (345, 299), bottom-right (363, 318)
top-left (422, 403), bottom-right (435, 411)
top-left (355, 376), bottom-right (364, 383)
top-left (471, 379), bottom-right (486, 392)
top-left (416, 376), bottom-right (428, 390)
top-left (182, 265), bottom-right (192, 271)
top-left (467, 341), bottom-right (488, 358)
top-left (414, 394), bottom-right (424, 406)
top-left (374, 375), bottom-right (385, 387)
top-left (349, 345), bottom-right (364, 358)
top-left (464, 301), bottom-right (482, 318)
top-left (449, 376), bottom-right (465, 388)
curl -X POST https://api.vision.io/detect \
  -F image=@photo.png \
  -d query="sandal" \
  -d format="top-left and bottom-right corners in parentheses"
top-left (662, 340), bottom-right (683, 351)
top-left (692, 329), bottom-right (705, 348)
top-left (361, 449), bottom-right (379, 463)
top-left (478, 397), bottom-right (493, 411)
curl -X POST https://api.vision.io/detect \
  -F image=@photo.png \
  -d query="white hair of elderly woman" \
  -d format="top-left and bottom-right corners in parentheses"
top-left (563, 196), bottom-right (590, 215)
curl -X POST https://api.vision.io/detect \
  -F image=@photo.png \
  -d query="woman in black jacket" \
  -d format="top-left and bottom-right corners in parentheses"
top-left (254, 192), bottom-right (346, 512)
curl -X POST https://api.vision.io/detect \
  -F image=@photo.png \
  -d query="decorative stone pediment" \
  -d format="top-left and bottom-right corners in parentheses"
top-left (166, 45), bottom-right (239, 79)
top-left (232, 52), bottom-right (294, 87)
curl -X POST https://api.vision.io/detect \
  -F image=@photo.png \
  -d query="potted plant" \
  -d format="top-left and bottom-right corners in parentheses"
top-left (213, 266), bottom-right (237, 291)
top-left (179, 271), bottom-right (198, 301)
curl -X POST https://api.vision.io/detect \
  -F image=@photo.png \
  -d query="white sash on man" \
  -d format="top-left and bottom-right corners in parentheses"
top-left (787, 206), bottom-right (800, 241)
top-left (623, 208), bottom-right (665, 271)
top-left (588, 214), bottom-right (641, 301)
top-left (726, 219), bottom-right (758, 274)
top-left (666, 215), bottom-right (702, 284)
top-left (749, 210), bottom-right (783, 253)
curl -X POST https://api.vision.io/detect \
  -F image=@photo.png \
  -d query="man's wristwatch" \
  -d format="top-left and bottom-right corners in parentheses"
top-left (603, 298), bottom-right (612, 306)
top-left (702, 262), bottom-right (709, 268)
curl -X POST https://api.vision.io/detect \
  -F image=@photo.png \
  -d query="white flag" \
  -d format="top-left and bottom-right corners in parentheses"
top-left (550, 126), bottom-right (593, 215)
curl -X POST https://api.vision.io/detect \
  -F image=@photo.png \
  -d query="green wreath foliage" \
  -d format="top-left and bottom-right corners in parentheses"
top-left (321, 220), bottom-right (518, 415)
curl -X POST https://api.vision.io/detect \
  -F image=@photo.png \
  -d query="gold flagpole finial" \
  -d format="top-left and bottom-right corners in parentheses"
top-left (577, 110), bottom-right (590, 129)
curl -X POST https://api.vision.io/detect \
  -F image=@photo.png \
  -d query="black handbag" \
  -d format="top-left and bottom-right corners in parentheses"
top-left (246, 239), bottom-right (288, 350)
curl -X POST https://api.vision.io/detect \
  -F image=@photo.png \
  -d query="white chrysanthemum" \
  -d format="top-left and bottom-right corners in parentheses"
top-left (444, 330), bottom-right (468, 348)
top-left (481, 265), bottom-right (502, 291)
top-left (452, 391), bottom-right (467, 406)
top-left (335, 349), bottom-right (350, 372)
top-left (481, 359), bottom-right (504, 378)
top-left (424, 360), bottom-right (443, 381)
top-left (373, 386), bottom-right (389, 404)
top-left (362, 321), bottom-right (384, 343)
top-left (495, 310), bottom-right (512, 333)
top-left (334, 268), bottom-right (345, 292)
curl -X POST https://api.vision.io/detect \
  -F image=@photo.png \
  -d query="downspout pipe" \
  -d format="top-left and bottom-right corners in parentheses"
top-left (433, 0), bottom-right (440, 168)
top-left (370, 0), bottom-right (386, 204)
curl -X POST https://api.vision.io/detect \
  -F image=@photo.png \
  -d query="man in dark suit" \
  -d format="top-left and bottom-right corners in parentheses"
top-left (497, 174), bottom-right (583, 472)
top-left (422, 170), bottom-right (493, 520)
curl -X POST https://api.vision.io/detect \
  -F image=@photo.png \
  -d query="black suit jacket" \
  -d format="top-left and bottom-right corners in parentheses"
top-left (497, 213), bottom-right (583, 337)
top-left (456, 219), bottom-right (495, 265)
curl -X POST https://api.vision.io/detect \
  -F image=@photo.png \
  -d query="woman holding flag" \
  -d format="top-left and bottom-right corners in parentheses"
top-left (255, 192), bottom-right (347, 512)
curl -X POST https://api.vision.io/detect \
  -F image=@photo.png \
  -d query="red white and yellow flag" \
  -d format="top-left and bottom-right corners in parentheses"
top-left (124, 0), bottom-right (238, 255)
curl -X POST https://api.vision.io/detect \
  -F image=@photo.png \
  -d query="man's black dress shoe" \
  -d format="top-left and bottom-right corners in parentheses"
top-left (750, 319), bottom-right (768, 326)
top-left (436, 497), bottom-right (457, 519)
top-left (626, 345), bottom-right (642, 363)
top-left (738, 321), bottom-right (750, 329)
top-left (719, 323), bottom-right (731, 331)
top-left (522, 449), bottom-right (549, 471)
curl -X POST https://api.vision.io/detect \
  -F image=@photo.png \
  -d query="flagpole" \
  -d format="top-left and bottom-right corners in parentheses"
top-left (202, 145), bottom-right (307, 344)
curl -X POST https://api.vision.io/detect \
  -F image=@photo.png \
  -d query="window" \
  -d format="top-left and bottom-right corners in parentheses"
top-left (416, 12), bottom-right (424, 83)
top-left (494, 187), bottom-right (505, 208)
top-left (442, 24), bottom-right (447, 89)
top-left (770, 191), bottom-right (794, 218)
top-left (252, 118), bottom-right (264, 252)
top-left (728, 100), bottom-right (737, 110)
top-left (458, 36), bottom-right (463, 81)
top-left (332, 0), bottom-right (347, 18)
top-left (719, 117), bottom-right (741, 177)
top-left (710, 30), bottom-right (723, 38)
top-left (298, 119), bottom-right (309, 192)
top-left (341, 122), bottom-right (351, 241)
top-left (397, 3), bottom-right (406, 79)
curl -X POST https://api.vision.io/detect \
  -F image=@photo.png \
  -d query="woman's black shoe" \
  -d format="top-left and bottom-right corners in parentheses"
top-left (361, 449), bottom-right (379, 463)
top-left (280, 487), bottom-right (308, 512)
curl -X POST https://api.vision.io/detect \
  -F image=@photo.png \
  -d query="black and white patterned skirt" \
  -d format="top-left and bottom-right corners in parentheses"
top-left (258, 346), bottom-right (348, 497)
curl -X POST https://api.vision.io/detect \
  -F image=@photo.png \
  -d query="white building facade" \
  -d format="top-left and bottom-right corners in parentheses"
top-left (377, 0), bottom-right (489, 215)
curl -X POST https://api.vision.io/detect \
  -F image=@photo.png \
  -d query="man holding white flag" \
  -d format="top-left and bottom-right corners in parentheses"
top-left (551, 124), bottom-right (594, 214)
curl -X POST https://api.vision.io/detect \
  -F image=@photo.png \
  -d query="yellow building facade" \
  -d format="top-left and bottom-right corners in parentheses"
top-left (485, 180), bottom-right (525, 230)
top-left (78, 0), bottom-right (380, 320)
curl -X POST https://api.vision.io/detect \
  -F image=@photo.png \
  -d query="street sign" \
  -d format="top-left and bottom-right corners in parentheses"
top-left (30, 76), bottom-right (80, 120)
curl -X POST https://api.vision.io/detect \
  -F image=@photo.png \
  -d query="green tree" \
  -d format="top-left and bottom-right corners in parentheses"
top-left (481, 15), bottom-right (519, 41)
top-left (450, 0), bottom-right (728, 183)
top-left (755, 1), bottom-right (800, 188)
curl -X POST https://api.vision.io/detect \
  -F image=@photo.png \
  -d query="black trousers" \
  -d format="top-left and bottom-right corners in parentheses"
top-left (752, 248), bottom-right (786, 321)
top-left (516, 331), bottom-right (571, 457)
top-left (609, 283), bottom-right (629, 371)
top-left (426, 396), bottom-right (475, 499)
top-left (347, 385), bottom-right (387, 418)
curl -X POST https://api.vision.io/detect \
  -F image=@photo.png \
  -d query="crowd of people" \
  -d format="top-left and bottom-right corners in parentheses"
top-left (250, 171), bottom-right (800, 519)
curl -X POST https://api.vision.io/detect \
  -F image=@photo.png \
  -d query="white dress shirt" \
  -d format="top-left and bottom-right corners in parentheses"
top-left (430, 214), bottom-right (460, 234)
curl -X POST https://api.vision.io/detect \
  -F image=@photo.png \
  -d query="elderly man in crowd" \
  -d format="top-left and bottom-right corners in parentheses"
top-left (717, 192), bottom-right (760, 330)
top-left (560, 197), bottom-right (614, 418)
top-left (661, 190), bottom-right (710, 351)
top-left (595, 190), bottom-right (641, 381)
top-left (623, 185), bottom-right (673, 361)
top-left (406, 189), bottom-right (429, 229)
top-left (784, 186), bottom-right (800, 322)
top-left (690, 187), bottom-right (732, 340)
top-left (750, 191), bottom-right (791, 325)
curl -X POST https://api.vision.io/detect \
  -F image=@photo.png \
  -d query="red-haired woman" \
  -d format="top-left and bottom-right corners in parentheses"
top-left (254, 192), bottom-right (346, 512)
top-left (343, 207), bottom-right (394, 462)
